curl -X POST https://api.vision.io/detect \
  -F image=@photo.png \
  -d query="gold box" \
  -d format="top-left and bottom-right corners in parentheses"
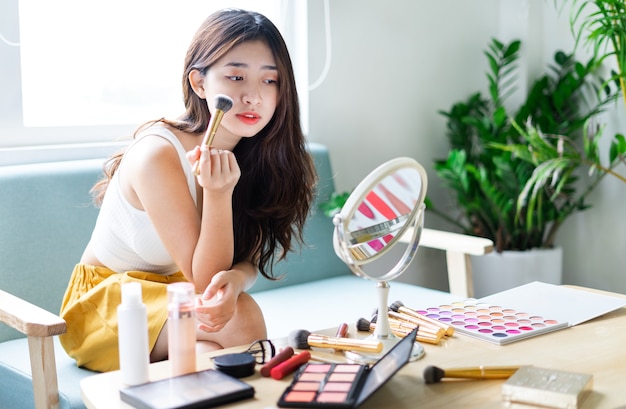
top-left (502, 366), bottom-right (593, 409)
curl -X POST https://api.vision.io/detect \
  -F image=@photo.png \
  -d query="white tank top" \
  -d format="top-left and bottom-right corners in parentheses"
top-left (90, 126), bottom-right (197, 274)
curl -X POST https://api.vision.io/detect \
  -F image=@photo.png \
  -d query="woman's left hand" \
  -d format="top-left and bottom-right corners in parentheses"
top-left (194, 270), bottom-right (240, 333)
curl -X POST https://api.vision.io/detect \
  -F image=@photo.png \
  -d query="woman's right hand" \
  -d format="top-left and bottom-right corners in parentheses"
top-left (188, 145), bottom-right (241, 193)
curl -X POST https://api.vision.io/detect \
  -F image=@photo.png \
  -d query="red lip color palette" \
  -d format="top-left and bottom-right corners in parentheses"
top-left (277, 328), bottom-right (417, 408)
top-left (415, 300), bottom-right (568, 345)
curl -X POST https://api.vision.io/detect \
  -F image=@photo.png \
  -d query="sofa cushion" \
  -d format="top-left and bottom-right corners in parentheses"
top-left (0, 159), bottom-right (103, 343)
top-left (0, 337), bottom-right (94, 409)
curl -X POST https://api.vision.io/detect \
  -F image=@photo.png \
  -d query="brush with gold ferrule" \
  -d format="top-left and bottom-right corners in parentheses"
top-left (390, 300), bottom-right (455, 336)
top-left (423, 365), bottom-right (523, 383)
top-left (192, 94), bottom-right (234, 176)
top-left (288, 329), bottom-right (383, 354)
top-left (357, 317), bottom-right (441, 345)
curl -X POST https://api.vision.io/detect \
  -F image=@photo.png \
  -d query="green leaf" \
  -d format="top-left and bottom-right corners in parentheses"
top-left (319, 191), bottom-right (351, 218)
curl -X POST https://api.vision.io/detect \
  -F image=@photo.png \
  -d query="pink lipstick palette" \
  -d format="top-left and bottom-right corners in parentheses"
top-left (277, 328), bottom-right (417, 408)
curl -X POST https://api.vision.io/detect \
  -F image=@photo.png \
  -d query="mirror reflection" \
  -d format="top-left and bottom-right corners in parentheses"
top-left (342, 167), bottom-right (425, 263)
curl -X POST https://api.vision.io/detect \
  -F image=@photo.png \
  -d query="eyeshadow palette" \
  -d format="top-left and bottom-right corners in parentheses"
top-left (119, 368), bottom-right (254, 409)
top-left (277, 328), bottom-right (417, 408)
top-left (414, 300), bottom-right (569, 345)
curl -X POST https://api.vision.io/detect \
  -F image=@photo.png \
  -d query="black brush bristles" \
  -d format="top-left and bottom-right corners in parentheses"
top-left (214, 94), bottom-right (234, 113)
top-left (389, 300), bottom-right (404, 313)
top-left (423, 365), bottom-right (446, 384)
top-left (288, 329), bottom-right (312, 349)
top-left (356, 318), bottom-right (371, 332)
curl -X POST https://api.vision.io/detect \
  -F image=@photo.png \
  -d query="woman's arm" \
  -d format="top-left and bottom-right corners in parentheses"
top-left (190, 146), bottom-right (240, 290)
top-left (123, 136), bottom-right (238, 291)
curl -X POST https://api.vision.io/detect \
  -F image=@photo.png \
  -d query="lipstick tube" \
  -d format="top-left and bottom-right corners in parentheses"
top-left (270, 351), bottom-right (311, 380)
top-left (260, 347), bottom-right (294, 377)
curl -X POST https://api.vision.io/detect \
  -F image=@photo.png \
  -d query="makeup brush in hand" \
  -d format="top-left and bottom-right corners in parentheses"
top-left (192, 94), bottom-right (234, 175)
top-left (423, 365), bottom-right (522, 384)
top-left (288, 329), bottom-right (383, 353)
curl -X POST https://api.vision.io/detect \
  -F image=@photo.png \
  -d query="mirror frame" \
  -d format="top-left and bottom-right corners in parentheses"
top-left (333, 157), bottom-right (428, 268)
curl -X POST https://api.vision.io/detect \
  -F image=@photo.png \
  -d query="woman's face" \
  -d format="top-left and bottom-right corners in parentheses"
top-left (198, 40), bottom-right (279, 142)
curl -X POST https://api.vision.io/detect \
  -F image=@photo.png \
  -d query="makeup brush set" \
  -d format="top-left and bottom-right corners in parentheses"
top-left (353, 300), bottom-right (455, 346)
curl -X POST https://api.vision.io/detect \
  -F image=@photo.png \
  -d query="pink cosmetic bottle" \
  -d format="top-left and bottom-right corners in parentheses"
top-left (167, 282), bottom-right (197, 376)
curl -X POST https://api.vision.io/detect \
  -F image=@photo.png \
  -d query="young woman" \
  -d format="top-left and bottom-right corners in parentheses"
top-left (60, 8), bottom-right (317, 372)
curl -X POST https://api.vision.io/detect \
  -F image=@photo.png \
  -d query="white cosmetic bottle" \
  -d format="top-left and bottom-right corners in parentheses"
top-left (117, 282), bottom-right (150, 385)
top-left (167, 282), bottom-right (197, 376)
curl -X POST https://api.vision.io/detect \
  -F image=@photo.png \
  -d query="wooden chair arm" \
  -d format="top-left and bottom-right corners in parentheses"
top-left (401, 227), bottom-right (494, 298)
top-left (0, 289), bottom-right (66, 409)
top-left (0, 289), bottom-right (66, 337)
top-left (418, 228), bottom-right (494, 256)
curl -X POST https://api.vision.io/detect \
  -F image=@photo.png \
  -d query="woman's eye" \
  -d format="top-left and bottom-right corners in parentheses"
top-left (227, 76), bottom-right (244, 81)
top-left (264, 79), bottom-right (278, 85)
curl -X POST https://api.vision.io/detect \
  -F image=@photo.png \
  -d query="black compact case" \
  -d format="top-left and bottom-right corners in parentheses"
top-left (120, 368), bottom-right (254, 409)
top-left (277, 328), bottom-right (417, 408)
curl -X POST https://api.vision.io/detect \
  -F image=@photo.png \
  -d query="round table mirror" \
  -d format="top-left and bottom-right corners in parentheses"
top-left (333, 157), bottom-right (427, 363)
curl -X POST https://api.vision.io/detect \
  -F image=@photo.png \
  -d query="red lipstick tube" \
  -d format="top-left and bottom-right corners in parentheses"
top-left (260, 347), bottom-right (295, 377)
top-left (270, 351), bottom-right (311, 380)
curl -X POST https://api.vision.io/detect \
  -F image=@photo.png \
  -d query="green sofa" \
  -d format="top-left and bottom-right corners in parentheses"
top-left (0, 142), bottom-right (490, 409)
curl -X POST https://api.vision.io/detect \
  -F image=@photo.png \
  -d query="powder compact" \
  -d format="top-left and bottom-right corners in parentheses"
top-left (213, 353), bottom-right (256, 378)
top-left (277, 328), bottom-right (417, 408)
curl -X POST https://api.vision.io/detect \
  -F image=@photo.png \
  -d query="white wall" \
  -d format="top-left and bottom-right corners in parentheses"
top-left (307, 0), bottom-right (626, 293)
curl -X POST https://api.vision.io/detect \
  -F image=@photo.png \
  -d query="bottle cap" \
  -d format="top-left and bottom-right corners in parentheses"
top-left (167, 282), bottom-right (195, 305)
top-left (121, 282), bottom-right (142, 305)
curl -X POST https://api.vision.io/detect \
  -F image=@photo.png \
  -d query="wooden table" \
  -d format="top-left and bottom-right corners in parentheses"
top-left (81, 287), bottom-right (626, 409)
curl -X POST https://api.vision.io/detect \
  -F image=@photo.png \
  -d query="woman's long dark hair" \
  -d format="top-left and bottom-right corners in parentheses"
top-left (92, 9), bottom-right (317, 280)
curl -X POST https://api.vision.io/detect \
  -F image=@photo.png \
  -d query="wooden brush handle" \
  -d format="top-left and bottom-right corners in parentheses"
top-left (372, 322), bottom-right (441, 345)
top-left (388, 314), bottom-right (445, 338)
top-left (399, 306), bottom-right (455, 336)
top-left (307, 335), bottom-right (383, 353)
top-left (192, 110), bottom-right (226, 175)
top-left (388, 311), bottom-right (444, 337)
top-left (444, 366), bottom-right (521, 379)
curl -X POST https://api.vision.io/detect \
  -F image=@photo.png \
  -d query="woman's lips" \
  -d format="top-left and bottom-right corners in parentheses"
top-left (236, 112), bottom-right (261, 125)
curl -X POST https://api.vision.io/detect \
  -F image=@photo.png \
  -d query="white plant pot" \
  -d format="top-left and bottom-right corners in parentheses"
top-left (470, 247), bottom-right (563, 298)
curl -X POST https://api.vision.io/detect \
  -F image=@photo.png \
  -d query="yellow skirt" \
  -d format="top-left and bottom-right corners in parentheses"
top-left (59, 264), bottom-right (189, 372)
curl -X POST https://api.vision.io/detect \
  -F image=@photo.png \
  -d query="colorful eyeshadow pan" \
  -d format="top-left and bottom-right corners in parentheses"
top-left (278, 363), bottom-right (366, 407)
top-left (285, 391), bottom-right (316, 402)
top-left (415, 300), bottom-right (568, 345)
top-left (293, 382), bottom-right (322, 391)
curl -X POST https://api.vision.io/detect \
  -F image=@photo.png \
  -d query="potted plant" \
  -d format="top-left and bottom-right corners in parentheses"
top-left (428, 36), bottom-right (623, 296)
top-left (510, 0), bottom-right (626, 236)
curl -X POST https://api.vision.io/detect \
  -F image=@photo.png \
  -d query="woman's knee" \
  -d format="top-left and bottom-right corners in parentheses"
top-left (196, 293), bottom-right (267, 349)
top-left (234, 292), bottom-right (267, 340)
